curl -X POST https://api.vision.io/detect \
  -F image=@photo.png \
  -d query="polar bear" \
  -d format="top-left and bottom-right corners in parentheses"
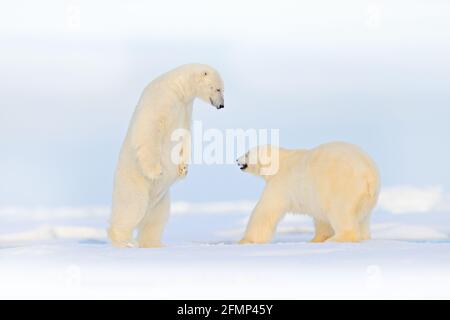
top-left (236, 142), bottom-right (380, 243)
top-left (108, 64), bottom-right (224, 248)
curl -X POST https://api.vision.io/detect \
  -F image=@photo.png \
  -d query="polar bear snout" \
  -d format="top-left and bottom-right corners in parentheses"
top-left (209, 87), bottom-right (224, 109)
top-left (196, 65), bottom-right (224, 109)
top-left (236, 158), bottom-right (248, 171)
top-left (209, 96), bottom-right (224, 109)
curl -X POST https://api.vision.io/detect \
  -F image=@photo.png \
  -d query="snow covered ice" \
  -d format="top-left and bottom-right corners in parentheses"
top-left (1, 199), bottom-right (450, 299)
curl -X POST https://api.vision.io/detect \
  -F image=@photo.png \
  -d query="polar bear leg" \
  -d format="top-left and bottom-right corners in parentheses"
top-left (108, 177), bottom-right (149, 248)
top-left (310, 219), bottom-right (334, 243)
top-left (239, 187), bottom-right (286, 244)
top-left (326, 215), bottom-right (361, 243)
top-left (360, 215), bottom-right (371, 240)
top-left (325, 201), bottom-right (362, 242)
top-left (138, 192), bottom-right (170, 248)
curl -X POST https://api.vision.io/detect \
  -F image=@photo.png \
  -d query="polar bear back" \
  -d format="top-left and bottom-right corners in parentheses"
top-left (283, 142), bottom-right (380, 219)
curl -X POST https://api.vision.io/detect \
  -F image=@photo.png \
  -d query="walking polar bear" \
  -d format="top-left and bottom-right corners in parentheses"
top-left (236, 142), bottom-right (380, 243)
top-left (108, 64), bottom-right (224, 248)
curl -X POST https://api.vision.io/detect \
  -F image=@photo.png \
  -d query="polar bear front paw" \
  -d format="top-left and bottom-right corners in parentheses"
top-left (178, 163), bottom-right (188, 177)
top-left (238, 233), bottom-right (272, 244)
top-left (238, 238), bottom-right (253, 245)
top-left (145, 163), bottom-right (163, 180)
top-left (238, 238), bottom-right (267, 245)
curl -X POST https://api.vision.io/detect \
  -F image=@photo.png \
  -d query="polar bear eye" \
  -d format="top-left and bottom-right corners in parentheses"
top-left (203, 72), bottom-right (208, 76)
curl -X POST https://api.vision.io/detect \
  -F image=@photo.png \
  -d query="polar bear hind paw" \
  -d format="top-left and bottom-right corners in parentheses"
top-left (108, 228), bottom-right (137, 248)
top-left (110, 238), bottom-right (137, 248)
top-left (139, 241), bottom-right (165, 248)
top-left (309, 235), bottom-right (331, 243)
top-left (325, 231), bottom-right (361, 243)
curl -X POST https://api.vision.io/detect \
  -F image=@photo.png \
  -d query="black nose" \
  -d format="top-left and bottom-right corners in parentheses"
top-left (217, 104), bottom-right (224, 109)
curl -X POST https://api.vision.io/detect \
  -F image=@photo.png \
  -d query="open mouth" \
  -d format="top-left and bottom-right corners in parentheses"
top-left (239, 163), bottom-right (248, 170)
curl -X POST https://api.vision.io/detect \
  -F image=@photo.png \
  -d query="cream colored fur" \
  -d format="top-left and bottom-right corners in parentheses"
top-left (108, 64), bottom-right (224, 248)
top-left (237, 142), bottom-right (380, 243)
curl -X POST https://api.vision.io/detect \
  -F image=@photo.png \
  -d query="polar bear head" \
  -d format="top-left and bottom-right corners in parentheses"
top-left (236, 145), bottom-right (280, 177)
top-left (190, 64), bottom-right (224, 109)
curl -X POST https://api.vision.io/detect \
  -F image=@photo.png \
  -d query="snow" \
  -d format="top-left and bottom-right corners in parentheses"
top-left (378, 185), bottom-right (450, 214)
top-left (1, 198), bottom-right (450, 299)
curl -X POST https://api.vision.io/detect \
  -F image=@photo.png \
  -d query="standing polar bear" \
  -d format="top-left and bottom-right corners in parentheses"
top-left (237, 142), bottom-right (380, 243)
top-left (108, 64), bottom-right (224, 248)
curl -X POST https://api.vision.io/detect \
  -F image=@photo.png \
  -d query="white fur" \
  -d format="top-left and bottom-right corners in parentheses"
top-left (108, 64), bottom-right (224, 248)
top-left (237, 142), bottom-right (380, 243)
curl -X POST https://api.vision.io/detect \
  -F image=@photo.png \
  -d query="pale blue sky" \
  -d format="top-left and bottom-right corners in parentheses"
top-left (1, 0), bottom-right (450, 205)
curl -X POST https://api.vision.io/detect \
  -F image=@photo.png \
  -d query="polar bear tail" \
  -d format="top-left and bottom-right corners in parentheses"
top-left (360, 167), bottom-right (381, 217)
